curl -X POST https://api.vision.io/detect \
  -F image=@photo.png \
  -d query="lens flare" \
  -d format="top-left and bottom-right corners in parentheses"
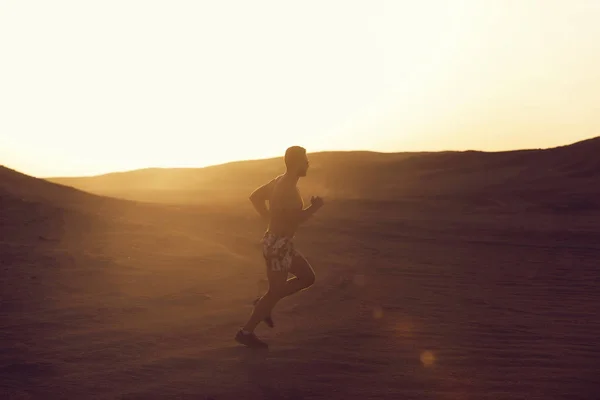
top-left (395, 319), bottom-right (414, 338)
top-left (372, 306), bottom-right (383, 319)
top-left (420, 350), bottom-right (435, 367)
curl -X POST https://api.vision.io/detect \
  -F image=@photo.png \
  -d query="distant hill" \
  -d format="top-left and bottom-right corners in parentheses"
top-left (1, 165), bottom-right (91, 204)
top-left (0, 166), bottom-right (121, 242)
top-left (0, 165), bottom-right (240, 244)
top-left (45, 136), bottom-right (600, 211)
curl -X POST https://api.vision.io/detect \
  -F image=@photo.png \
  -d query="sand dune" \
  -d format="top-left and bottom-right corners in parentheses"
top-left (47, 137), bottom-right (600, 211)
top-left (2, 141), bottom-right (600, 399)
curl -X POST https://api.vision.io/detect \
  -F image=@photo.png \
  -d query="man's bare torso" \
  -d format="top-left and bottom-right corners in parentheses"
top-left (267, 175), bottom-right (303, 237)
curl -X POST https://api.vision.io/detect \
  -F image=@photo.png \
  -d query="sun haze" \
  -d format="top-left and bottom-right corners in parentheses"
top-left (1, 0), bottom-right (599, 177)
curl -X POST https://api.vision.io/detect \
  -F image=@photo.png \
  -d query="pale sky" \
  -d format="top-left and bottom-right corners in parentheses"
top-left (1, 0), bottom-right (599, 177)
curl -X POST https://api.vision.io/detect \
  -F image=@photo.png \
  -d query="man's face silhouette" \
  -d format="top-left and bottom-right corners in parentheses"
top-left (296, 154), bottom-right (309, 177)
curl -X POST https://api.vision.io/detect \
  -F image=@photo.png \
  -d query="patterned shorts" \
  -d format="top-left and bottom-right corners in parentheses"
top-left (261, 231), bottom-right (298, 272)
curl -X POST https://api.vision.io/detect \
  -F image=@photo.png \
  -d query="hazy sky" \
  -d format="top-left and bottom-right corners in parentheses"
top-left (1, 1), bottom-right (599, 177)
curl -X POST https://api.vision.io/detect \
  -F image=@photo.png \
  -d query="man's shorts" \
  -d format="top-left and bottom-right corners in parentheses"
top-left (261, 231), bottom-right (297, 272)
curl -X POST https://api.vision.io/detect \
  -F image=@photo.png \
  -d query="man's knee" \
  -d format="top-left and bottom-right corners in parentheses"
top-left (303, 270), bottom-right (316, 288)
top-left (266, 286), bottom-right (286, 299)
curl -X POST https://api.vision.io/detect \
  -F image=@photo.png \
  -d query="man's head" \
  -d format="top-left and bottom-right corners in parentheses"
top-left (285, 146), bottom-right (309, 177)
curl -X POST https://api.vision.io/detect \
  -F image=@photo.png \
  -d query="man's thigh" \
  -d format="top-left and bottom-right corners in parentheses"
top-left (266, 265), bottom-right (288, 292)
top-left (289, 251), bottom-right (315, 280)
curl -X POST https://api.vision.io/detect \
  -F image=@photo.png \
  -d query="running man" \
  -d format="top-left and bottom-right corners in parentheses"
top-left (235, 146), bottom-right (324, 348)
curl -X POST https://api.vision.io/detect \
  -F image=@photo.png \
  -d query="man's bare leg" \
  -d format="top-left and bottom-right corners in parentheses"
top-left (242, 268), bottom-right (287, 333)
top-left (244, 255), bottom-right (315, 332)
top-left (249, 254), bottom-right (316, 329)
top-left (281, 253), bottom-right (315, 298)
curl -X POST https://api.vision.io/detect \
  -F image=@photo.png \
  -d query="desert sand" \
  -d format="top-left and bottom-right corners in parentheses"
top-left (2, 138), bottom-right (600, 399)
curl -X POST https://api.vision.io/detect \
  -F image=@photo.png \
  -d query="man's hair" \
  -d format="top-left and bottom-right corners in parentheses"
top-left (284, 146), bottom-right (306, 169)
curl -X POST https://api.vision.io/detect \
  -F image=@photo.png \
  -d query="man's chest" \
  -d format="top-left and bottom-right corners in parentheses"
top-left (270, 187), bottom-right (303, 210)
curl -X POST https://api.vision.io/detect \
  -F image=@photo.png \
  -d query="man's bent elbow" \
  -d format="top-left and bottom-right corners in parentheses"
top-left (250, 196), bottom-right (262, 207)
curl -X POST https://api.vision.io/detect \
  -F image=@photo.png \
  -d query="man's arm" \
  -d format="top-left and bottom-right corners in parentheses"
top-left (295, 196), bottom-right (324, 224)
top-left (296, 204), bottom-right (319, 224)
top-left (249, 179), bottom-right (277, 220)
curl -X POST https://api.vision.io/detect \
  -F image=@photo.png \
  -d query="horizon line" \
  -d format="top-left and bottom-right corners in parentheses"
top-left (6, 135), bottom-right (599, 180)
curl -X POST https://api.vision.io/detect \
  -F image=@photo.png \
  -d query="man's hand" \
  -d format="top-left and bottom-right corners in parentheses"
top-left (310, 195), bottom-right (324, 210)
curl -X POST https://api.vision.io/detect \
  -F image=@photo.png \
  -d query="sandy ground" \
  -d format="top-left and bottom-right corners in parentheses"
top-left (2, 193), bottom-right (599, 399)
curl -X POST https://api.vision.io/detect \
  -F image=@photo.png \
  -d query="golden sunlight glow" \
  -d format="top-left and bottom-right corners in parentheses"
top-left (1, 1), bottom-right (599, 177)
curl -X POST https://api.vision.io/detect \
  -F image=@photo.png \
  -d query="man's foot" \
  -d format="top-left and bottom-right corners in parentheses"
top-left (254, 297), bottom-right (274, 328)
top-left (235, 329), bottom-right (268, 349)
